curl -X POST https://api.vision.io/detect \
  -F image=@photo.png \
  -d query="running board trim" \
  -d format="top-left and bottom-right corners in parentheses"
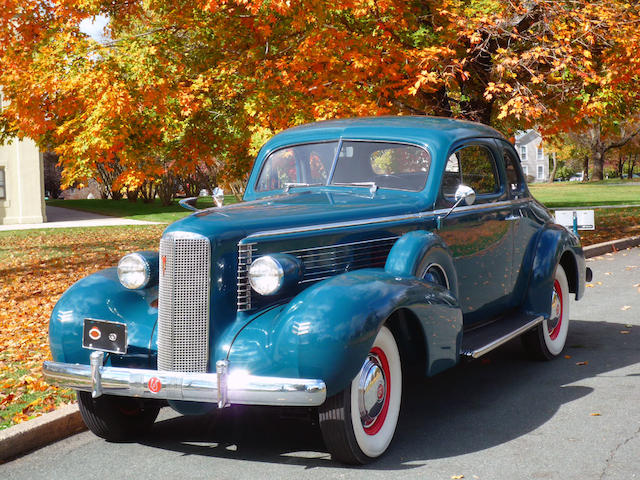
top-left (461, 315), bottom-right (544, 359)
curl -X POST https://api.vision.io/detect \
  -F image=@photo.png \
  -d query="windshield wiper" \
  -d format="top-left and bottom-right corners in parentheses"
top-left (283, 182), bottom-right (322, 193)
top-left (332, 182), bottom-right (378, 195)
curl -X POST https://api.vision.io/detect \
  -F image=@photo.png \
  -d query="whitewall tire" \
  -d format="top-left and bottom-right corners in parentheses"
top-left (319, 325), bottom-right (402, 464)
top-left (523, 264), bottom-right (570, 360)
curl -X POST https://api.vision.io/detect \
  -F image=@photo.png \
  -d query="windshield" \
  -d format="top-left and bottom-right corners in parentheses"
top-left (255, 140), bottom-right (430, 193)
top-left (255, 142), bottom-right (338, 192)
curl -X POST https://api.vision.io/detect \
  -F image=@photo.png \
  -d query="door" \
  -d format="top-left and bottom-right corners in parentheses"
top-left (499, 140), bottom-right (544, 306)
top-left (436, 141), bottom-right (513, 325)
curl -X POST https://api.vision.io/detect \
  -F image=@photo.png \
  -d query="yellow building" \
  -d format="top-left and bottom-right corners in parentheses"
top-left (0, 92), bottom-right (47, 225)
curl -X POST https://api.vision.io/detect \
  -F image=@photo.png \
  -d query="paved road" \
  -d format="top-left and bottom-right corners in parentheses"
top-left (2, 249), bottom-right (639, 480)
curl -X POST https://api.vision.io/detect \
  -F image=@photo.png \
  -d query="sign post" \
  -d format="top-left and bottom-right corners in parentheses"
top-left (554, 210), bottom-right (595, 236)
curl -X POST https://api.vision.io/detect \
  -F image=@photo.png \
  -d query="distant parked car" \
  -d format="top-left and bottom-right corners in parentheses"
top-left (44, 117), bottom-right (591, 464)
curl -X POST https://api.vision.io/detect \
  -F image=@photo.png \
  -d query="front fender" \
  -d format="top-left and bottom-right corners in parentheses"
top-left (524, 224), bottom-right (584, 317)
top-left (227, 269), bottom-right (462, 396)
top-left (49, 268), bottom-right (159, 368)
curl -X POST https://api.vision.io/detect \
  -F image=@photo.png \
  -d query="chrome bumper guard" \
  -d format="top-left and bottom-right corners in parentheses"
top-left (43, 352), bottom-right (327, 407)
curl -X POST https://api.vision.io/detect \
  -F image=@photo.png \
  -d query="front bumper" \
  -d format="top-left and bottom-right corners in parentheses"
top-left (43, 352), bottom-right (326, 407)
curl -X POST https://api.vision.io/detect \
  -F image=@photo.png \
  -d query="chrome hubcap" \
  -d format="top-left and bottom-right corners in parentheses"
top-left (548, 287), bottom-right (561, 334)
top-left (358, 355), bottom-right (387, 428)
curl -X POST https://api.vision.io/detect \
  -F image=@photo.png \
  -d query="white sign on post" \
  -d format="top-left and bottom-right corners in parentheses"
top-left (554, 210), bottom-right (595, 231)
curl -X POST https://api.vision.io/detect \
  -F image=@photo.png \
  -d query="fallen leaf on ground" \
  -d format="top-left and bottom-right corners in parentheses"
top-left (564, 355), bottom-right (572, 359)
top-left (620, 330), bottom-right (630, 334)
top-left (586, 283), bottom-right (595, 288)
top-left (621, 305), bottom-right (631, 311)
top-left (590, 413), bottom-right (601, 416)
top-left (576, 361), bottom-right (588, 366)
top-left (604, 272), bottom-right (612, 275)
top-left (625, 324), bottom-right (633, 328)
top-left (451, 476), bottom-right (464, 479)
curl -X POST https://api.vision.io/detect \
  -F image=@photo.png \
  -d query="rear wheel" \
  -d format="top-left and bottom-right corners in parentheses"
top-left (319, 325), bottom-right (402, 464)
top-left (77, 391), bottom-right (160, 441)
top-left (522, 264), bottom-right (570, 360)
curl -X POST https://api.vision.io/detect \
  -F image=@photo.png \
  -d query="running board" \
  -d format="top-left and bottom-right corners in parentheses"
top-left (461, 313), bottom-right (544, 359)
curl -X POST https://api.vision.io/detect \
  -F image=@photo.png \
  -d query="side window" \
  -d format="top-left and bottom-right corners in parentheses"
top-left (0, 167), bottom-right (5, 200)
top-left (441, 145), bottom-right (499, 202)
top-left (504, 149), bottom-right (526, 197)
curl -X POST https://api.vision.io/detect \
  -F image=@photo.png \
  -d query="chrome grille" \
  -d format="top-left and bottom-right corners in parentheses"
top-left (158, 232), bottom-right (211, 372)
top-left (237, 243), bottom-right (255, 311)
top-left (237, 236), bottom-right (398, 311)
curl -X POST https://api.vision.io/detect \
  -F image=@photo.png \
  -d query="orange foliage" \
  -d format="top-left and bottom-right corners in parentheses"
top-left (0, 226), bottom-right (164, 426)
top-left (1, 1), bottom-right (640, 185)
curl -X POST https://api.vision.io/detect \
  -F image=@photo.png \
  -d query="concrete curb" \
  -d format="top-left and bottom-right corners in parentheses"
top-left (0, 236), bottom-right (638, 463)
top-left (583, 235), bottom-right (640, 258)
top-left (0, 403), bottom-right (86, 462)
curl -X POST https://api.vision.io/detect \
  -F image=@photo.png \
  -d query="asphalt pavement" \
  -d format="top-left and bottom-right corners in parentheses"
top-left (1, 249), bottom-right (639, 480)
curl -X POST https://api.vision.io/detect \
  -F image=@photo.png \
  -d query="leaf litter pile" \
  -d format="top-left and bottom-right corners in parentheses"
top-left (0, 225), bottom-right (164, 430)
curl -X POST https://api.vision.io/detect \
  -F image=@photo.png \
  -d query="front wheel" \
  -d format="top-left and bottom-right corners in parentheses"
top-left (522, 264), bottom-right (570, 360)
top-left (77, 391), bottom-right (160, 441)
top-left (319, 325), bottom-right (402, 464)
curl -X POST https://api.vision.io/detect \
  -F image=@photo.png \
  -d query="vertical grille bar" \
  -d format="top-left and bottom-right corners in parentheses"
top-left (237, 243), bottom-right (255, 311)
top-left (158, 232), bottom-right (211, 372)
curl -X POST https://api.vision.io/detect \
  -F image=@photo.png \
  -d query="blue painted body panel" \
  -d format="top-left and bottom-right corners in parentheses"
top-left (49, 268), bottom-right (158, 369)
top-left (47, 117), bottom-right (587, 403)
top-left (225, 269), bottom-right (461, 396)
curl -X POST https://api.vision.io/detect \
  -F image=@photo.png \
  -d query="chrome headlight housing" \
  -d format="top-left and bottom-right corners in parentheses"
top-left (117, 252), bottom-right (158, 290)
top-left (248, 254), bottom-right (303, 296)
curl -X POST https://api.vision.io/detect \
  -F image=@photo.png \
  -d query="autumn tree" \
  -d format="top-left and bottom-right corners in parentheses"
top-left (2, 0), bottom-right (640, 186)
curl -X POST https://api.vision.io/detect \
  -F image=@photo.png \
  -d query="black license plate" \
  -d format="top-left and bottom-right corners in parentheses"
top-left (83, 319), bottom-right (128, 354)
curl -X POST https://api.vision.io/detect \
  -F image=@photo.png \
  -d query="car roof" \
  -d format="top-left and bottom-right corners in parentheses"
top-left (263, 116), bottom-right (506, 153)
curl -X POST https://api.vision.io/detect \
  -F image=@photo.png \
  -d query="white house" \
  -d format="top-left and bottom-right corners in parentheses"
top-left (514, 129), bottom-right (548, 183)
top-left (0, 91), bottom-right (47, 225)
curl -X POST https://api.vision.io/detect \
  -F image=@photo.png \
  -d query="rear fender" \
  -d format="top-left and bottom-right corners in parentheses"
top-left (227, 269), bottom-right (462, 396)
top-left (524, 224), bottom-right (585, 317)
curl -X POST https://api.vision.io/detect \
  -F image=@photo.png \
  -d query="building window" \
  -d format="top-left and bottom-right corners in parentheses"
top-left (537, 147), bottom-right (544, 161)
top-left (519, 145), bottom-right (527, 161)
top-left (0, 167), bottom-right (5, 200)
top-left (522, 164), bottom-right (528, 176)
top-left (537, 165), bottom-right (544, 180)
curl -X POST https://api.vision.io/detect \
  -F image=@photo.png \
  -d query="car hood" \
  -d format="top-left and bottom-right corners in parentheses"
top-left (164, 189), bottom-right (431, 240)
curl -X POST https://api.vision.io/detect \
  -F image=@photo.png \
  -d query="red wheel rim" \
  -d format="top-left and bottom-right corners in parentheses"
top-left (363, 346), bottom-right (391, 436)
top-left (549, 279), bottom-right (563, 340)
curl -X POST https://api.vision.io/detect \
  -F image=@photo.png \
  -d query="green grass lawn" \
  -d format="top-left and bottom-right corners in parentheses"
top-left (47, 195), bottom-right (239, 223)
top-left (529, 181), bottom-right (640, 208)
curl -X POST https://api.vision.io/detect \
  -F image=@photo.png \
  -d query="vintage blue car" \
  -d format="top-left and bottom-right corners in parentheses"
top-left (44, 116), bottom-right (591, 464)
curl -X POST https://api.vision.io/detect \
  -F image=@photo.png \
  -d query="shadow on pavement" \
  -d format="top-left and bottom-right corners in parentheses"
top-left (139, 319), bottom-right (639, 470)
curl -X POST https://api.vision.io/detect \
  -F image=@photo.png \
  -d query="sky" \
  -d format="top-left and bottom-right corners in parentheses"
top-left (79, 15), bottom-right (110, 43)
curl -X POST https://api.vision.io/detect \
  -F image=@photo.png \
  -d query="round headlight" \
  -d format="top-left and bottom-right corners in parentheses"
top-left (117, 253), bottom-right (150, 290)
top-left (249, 256), bottom-right (284, 296)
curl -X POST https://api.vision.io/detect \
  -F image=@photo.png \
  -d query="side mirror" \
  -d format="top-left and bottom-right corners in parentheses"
top-left (437, 184), bottom-right (476, 229)
top-left (454, 184), bottom-right (476, 206)
top-left (212, 187), bottom-right (224, 208)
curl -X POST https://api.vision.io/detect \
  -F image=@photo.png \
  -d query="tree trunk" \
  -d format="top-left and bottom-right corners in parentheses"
top-left (629, 153), bottom-right (638, 178)
top-left (548, 152), bottom-right (557, 183)
top-left (582, 155), bottom-right (589, 182)
top-left (157, 173), bottom-right (176, 206)
top-left (591, 145), bottom-right (605, 181)
top-left (617, 153), bottom-right (625, 179)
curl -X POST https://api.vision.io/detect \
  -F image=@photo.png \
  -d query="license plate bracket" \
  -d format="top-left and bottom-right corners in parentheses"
top-left (83, 318), bottom-right (128, 354)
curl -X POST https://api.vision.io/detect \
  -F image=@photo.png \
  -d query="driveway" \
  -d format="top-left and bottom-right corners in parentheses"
top-left (1, 249), bottom-right (639, 480)
top-left (0, 206), bottom-right (161, 231)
